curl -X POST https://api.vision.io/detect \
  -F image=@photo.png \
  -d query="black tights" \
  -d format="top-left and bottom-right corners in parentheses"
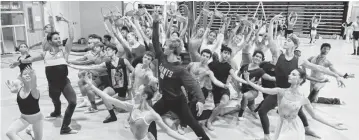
top-left (308, 89), bottom-right (341, 105)
top-left (49, 78), bottom-right (77, 131)
top-left (148, 95), bottom-right (209, 140)
top-left (257, 95), bottom-right (308, 134)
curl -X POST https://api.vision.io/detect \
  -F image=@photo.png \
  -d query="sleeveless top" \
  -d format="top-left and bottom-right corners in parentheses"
top-left (44, 49), bottom-right (69, 83)
top-left (17, 88), bottom-right (40, 115)
top-left (18, 55), bottom-right (32, 72)
top-left (128, 107), bottom-right (151, 140)
top-left (106, 58), bottom-right (128, 89)
top-left (278, 90), bottom-right (303, 120)
top-left (275, 54), bottom-right (298, 88)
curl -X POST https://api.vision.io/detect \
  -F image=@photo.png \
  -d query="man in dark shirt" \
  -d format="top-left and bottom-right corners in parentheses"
top-left (205, 45), bottom-right (248, 131)
top-left (148, 13), bottom-right (209, 140)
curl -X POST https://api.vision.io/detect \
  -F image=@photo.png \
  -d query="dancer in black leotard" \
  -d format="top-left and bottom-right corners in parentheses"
top-left (10, 16), bottom-right (78, 134)
top-left (309, 14), bottom-right (321, 45)
top-left (9, 43), bottom-right (32, 71)
top-left (5, 67), bottom-right (43, 140)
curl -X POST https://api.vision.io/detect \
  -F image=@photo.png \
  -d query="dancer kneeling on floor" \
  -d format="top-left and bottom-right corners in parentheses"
top-left (81, 72), bottom-right (191, 140)
top-left (69, 43), bottom-right (134, 123)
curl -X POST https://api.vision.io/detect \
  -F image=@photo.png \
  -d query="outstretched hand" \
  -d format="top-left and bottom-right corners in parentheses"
top-left (332, 123), bottom-right (347, 130)
top-left (336, 77), bottom-right (346, 88)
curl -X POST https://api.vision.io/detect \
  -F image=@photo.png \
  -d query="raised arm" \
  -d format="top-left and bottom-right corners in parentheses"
top-left (152, 13), bottom-right (164, 59)
top-left (111, 25), bottom-right (132, 59)
top-left (134, 16), bottom-right (151, 45)
top-left (63, 18), bottom-right (74, 56)
top-left (191, 11), bottom-right (203, 38)
top-left (126, 17), bottom-right (145, 46)
top-left (124, 58), bottom-right (134, 72)
top-left (179, 17), bottom-right (188, 38)
top-left (294, 12), bottom-right (298, 25)
top-left (166, 15), bottom-right (174, 39)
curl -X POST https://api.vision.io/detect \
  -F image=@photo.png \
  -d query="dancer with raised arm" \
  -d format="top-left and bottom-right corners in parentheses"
top-left (286, 12), bottom-right (297, 38)
top-left (5, 67), bottom-right (43, 140)
top-left (309, 14), bottom-right (321, 45)
top-left (351, 15), bottom-right (359, 55)
top-left (9, 16), bottom-right (78, 134)
top-left (244, 68), bottom-right (347, 140)
top-left (148, 12), bottom-right (210, 140)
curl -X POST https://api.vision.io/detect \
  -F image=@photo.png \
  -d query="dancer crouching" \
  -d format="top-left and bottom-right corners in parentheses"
top-left (5, 66), bottom-right (43, 140)
top-left (69, 43), bottom-right (134, 123)
top-left (81, 72), bottom-right (191, 140)
top-left (244, 69), bottom-right (347, 140)
top-left (148, 13), bottom-right (210, 140)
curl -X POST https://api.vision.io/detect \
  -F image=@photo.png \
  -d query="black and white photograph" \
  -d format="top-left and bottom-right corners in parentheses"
top-left (0, 0), bottom-right (358, 140)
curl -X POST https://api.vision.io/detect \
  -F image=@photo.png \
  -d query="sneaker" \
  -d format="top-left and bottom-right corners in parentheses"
top-left (177, 125), bottom-right (186, 135)
top-left (84, 107), bottom-right (98, 114)
top-left (45, 112), bottom-right (61, 120)
top-left (60, 127), bottom-right (78, 135)
top-left (238, 117), bottom-right (245, 121)
top-left (77, 99), bottom-right (90, 108)
top-left (103, 116), bottom-right (117, 123)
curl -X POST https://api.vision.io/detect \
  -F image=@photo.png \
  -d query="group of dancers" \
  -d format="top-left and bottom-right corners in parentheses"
top-left (5, 3), bottom-right (356, 140)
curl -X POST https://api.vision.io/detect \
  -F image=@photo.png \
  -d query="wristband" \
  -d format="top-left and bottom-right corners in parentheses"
top-left (343, 73), bottom-right (349, 79)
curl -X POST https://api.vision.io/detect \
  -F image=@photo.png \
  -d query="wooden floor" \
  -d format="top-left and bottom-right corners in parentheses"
top-left (1, 38), bottom-right (358, 140)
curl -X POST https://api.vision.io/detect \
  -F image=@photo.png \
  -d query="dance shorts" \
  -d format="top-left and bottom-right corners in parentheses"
top-left (97, 75), bottom-right (111, 90)
top-left (212, 87), bottom-right (230, 105)
top-left (20, 112), bottom-right (43, 124)
top-left (353, 31), bottom-right (359, 40)
top-left (114, 87), bottom-right (128, 98)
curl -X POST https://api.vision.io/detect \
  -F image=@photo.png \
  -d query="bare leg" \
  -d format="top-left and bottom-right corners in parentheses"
top-left (206, 95), bottom-right (230, 131)
top-left (32, 120), bottom-right (43, 140)
top-left (6, 118), bottom-right (29, 140)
